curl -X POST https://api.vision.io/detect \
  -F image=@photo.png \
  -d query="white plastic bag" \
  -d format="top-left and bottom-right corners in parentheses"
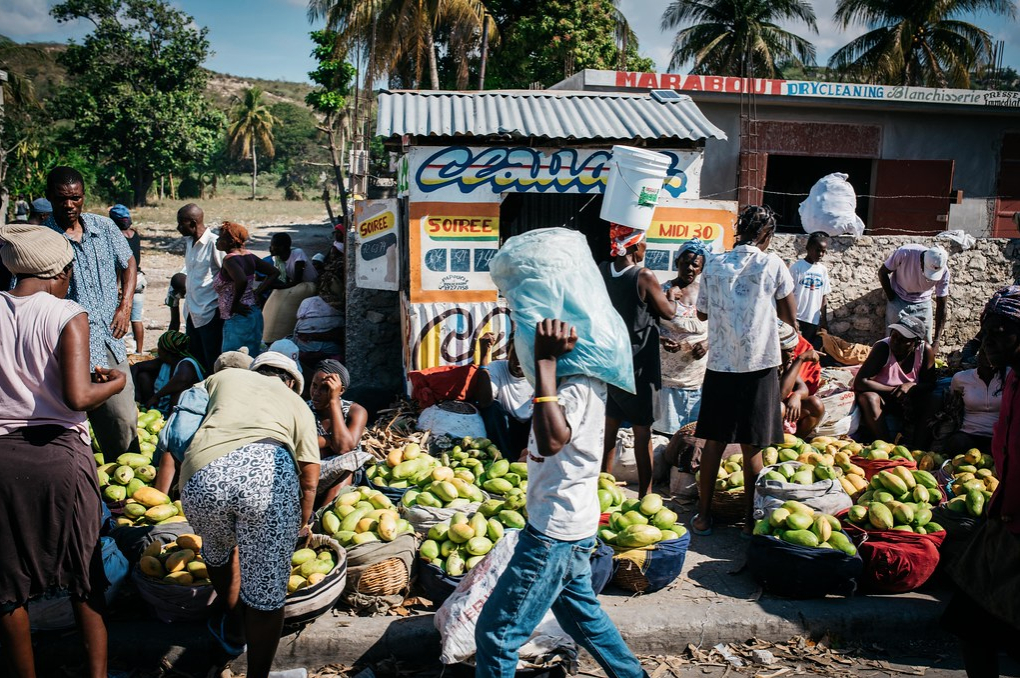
top-left (489, 228), bottom-right (635, 393)
top-left (435, 529), bottom-right (576, 668)
top-left (752, 461), bottom-right (853, 520)
top-left (416, 402), bottom-right (487, 439)
top-left (937, 229), bottom-right (976, 251)
top-left (798, 173), bottom-right (865, 237)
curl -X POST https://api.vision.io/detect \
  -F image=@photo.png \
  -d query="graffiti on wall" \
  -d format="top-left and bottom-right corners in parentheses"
top-left (409, 146), bottom-right (702, 202)
top-left (404, 299), bottom-right (512, 373)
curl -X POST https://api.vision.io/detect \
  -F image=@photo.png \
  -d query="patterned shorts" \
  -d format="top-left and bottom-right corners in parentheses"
top-left (182, 442), bottom-right (300, 611)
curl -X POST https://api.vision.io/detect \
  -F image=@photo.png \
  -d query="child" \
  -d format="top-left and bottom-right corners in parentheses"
top-left (165, 272), bottom-right (187, 333)
top-left (789, 232), bottom-right (831, 343)
top-left (474, 319), bottom-right (646, 678)
top-left (778, 322), bottom-right (825, 438)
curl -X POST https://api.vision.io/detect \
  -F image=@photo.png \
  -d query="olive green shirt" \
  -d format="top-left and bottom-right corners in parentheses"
top-left (180, 369), bottom-right (320, 488)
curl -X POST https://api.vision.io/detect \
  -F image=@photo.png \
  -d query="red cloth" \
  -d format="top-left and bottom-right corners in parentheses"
top-left (852, 457), bottom-right (917, 481)
top-left (793, 335), bottom-right (821, 395)
top-left (841, 520), bottom-right (944, 593)
top-left (408, 364), bottom-right (479, 409)
top-left (991, 371), bottom-right (1020, 534)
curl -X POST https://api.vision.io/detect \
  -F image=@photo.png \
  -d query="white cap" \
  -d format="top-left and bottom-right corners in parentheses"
top-left (922, 246), bottom-right (948, 281)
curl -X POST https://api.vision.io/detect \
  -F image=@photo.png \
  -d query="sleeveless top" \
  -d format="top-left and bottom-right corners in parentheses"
top-left (873, 338), bottom-right (924, 388)
top-left (214, 252), bottom-right (258, 320)
top-left (0, 291), bottom-right (89, 441)
top-left (153, 358), bottom-right (205, 415)
top-left (599, 261), bottom-right (661, 389)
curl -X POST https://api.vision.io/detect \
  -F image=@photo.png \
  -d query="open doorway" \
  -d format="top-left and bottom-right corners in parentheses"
top-left (499, 192), bottom-right (609, 264)
top-left (762, 155), bottom-right (873, 233)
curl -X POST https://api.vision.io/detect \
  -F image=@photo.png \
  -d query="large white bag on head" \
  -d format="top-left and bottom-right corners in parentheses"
top-left (799, 172), bottom-right (865, 237)
top-left (488, 228), bottom-right (635, 393)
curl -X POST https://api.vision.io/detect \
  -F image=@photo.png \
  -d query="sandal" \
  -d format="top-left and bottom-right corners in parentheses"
top-left (208, 614), bottom-right (246, 657)
top-left (691, 513), bottom-right (713, 536)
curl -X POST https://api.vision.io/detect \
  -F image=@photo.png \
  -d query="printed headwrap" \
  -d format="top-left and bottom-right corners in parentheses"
top-left (777, 321), bottom-right (799, 351)
top-left (983, 285), bottom-right (1020, 324)
top-left (157, 330), bottom-right (201, 373)
top-left (677, 238), bottom-right (709, 261)
top-left (609, 224), bottom-right (645, 257)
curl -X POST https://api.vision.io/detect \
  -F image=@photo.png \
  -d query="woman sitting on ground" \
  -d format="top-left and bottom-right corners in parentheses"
top-left (307, 360), bottom-right (371, 505)
top-left (132, 330), bottom-right (204, 415)
top-left (854, 314), bottom-right (936, 443)
top-left (943, 348), bottom-right (1007, 455)
top-left (778, 322), bottom-right (825, 438)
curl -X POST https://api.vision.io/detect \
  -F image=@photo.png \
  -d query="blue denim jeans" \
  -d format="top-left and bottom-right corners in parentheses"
top-left (221, 306), bottom-right (264, 357)
top-left (474, 525), bottom-right (646, 678)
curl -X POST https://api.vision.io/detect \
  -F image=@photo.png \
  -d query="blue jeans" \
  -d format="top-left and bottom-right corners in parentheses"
top-left (474, 526), bottom-right (646, 678)
top-left (222, 307), bottom-right (264, 357)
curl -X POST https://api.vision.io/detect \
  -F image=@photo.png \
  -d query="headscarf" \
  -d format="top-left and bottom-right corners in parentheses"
top-left (315, 359), bottom-right (350, 390)
top-left (219, 221), bottom-right (249, 248)
top-left (778, 321), bottom-right (799, 351)
top-left (157, 330), bottom-right (201, 369)
top-left (983, 285), bottom-right (1020, 324)
top-left (609, 223), bottom-right (645, 257)
top-left (677, 238), bottom-right (709, 262)
top-left (0, 223), bottom-right (73, 278)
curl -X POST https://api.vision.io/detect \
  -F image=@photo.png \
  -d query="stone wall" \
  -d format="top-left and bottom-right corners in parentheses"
top-left (344, 246), bottom-right (404, 395)
top-left (770, 234), bottom-right (1020, 355)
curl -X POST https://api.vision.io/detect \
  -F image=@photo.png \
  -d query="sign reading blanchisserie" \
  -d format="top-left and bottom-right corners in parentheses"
top-left (590, 71), bottom-right (1020, 108)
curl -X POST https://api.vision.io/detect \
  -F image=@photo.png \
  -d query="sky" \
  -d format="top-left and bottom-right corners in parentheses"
top-left (2, 0), bottom-right (1019, 85)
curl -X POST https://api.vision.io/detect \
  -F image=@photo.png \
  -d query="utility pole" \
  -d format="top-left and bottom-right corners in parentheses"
top-left (0, 70), bottom-right (9, 223)
top-left (479, 15), bottom-right (490, 90)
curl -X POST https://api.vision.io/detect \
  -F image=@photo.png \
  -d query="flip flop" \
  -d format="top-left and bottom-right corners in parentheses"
top-left (208, 614), bottom-right (246, 657)
top-left (691, 513), bottom-right (713, 536)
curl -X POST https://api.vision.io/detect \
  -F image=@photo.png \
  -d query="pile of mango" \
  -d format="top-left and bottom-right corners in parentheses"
top-left (96, 408), bottom-right (166, 505)
top-left (441, 437), bottom-right (528, 497)
top-left (365, 442), bottom-right (439, 490)
top-left (139, 534), bottom-right (209, 586)
top-left (419, 509), bottom-right (517, 576)
top-left (753, 503), bottom-right (857, 555)
top-left (599, 493), bottom-right (687, 548)
top-left (945, 449), bottom-right (998, 518)
top-left (288, 546), bottom-right (340, 593)
top-left (709, 453), bottom-right (746, 492)
top-left (845, 468), bottom-right (946, 534)
top-left (399, 466), bottom-right (488, 509)
top-left (597, 473), bottom-right (626, 513)
top-left (476, 495), bottom-right (527, 522)
top-left (317, 487), bottom-right (415, 547)
top-left (113, 487), bottom-right (185, 528)
top-left (759, 435), bottom-right (870, 499)
top-left (853, 440), bottom-right (915, 462)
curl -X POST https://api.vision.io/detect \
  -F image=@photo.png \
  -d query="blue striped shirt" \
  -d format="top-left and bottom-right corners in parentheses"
top-left (45, 213), bottom-right (133, 369)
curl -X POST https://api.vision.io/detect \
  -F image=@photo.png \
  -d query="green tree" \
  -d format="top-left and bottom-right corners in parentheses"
top-left (51, 0), bottom-right (224, 205)
top-left (306, 30), bottom-right (357, 225)
top-left (828, 0), bottom-right (1017, 87)
top-left (660, 0), bottom-right (817, 77)
top-left (484, 0), bottom-right (653, 89)
top-left (268, 102), bottom-right (328, 189)
top-left (227, 86), bottom-right (279, 200)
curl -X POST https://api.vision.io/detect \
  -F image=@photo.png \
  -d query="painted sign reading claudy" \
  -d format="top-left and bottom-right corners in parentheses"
top-left (408, 145), bottom-right (702, 203)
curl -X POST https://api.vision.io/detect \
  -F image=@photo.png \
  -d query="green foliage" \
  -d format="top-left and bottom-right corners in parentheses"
top-left (269, 102), bottom-right (330, 189)
top-left (228, 87), bottom-right (278, 160)
top-left (661, 0), bottom-right (818, 78)
top-left (50, 0), bottom-right (225, 205)
top-left (828, 0), bottom-right (1016, 87)
top-left (485, 0), bottom-right (653, 89)
top-left (305, 30), bottom-right (356, 114)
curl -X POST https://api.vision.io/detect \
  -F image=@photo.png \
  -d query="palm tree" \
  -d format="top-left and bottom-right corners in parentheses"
top-left (227, 87), bottom-right (279, 200)
top-left (828, 0), bottom-right (1016, 88)
top-left (308, 0), bottom-right (495, 90)
top-left (660, 0), bottom-right (818, 77)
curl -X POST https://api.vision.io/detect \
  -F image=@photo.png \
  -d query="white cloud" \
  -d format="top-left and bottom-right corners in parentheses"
top-left (0, 0), bottom-right (61, 36)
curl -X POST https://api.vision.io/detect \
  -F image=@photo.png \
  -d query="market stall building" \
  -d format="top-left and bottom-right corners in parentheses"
top-left (356, 89), bottom-right (726, 390)
top-left (552, 70), bottom-right (1020, 238)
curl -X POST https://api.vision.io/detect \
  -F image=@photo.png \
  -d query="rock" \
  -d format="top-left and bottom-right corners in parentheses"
top-left (751, 649), bottom-right (777, 665)
top-left (365, 310), bottom-right (386, 323)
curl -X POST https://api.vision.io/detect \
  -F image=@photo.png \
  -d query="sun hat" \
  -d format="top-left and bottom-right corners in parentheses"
top-left (922, 246), bottom-right (948, 281)
top-left (213, 347), bottom-right (254, 372)
top-left (250, 351), bottom-right (304, 394)
top-left (0, 223), bottom-right (73, 278)
top-left (888, 314), bottom-right (927, 341)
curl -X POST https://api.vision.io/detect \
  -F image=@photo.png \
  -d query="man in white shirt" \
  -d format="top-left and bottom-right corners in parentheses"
top-left (270, 232), bottom-right (318, 286)
top-left (475, 332), bottom-right (534, 460)
top-left (693, 206), bottom-right (797, 536)
top-left (177, 204), bottom-right (225, 373)
top-left (879, 244), bottom-right (951, 350)
top-left (789, 232), bottom-right (831, 343)
top-left (474, 320), bottom-right (645, 678)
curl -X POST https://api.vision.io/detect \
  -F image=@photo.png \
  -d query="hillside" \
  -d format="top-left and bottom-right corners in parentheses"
top-left (0, 36), bottom-right (314, 109)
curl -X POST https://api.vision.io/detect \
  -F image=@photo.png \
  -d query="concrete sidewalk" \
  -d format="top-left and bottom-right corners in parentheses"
top-left (32, 516), bottom-right (954, 675)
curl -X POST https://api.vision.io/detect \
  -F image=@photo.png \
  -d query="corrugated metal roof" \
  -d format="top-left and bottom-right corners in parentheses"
top-left (376, 90), bottom-right (727, 142)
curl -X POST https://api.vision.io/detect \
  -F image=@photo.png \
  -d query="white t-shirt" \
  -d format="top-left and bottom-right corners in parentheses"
top-left (951, 369), bottom-right (1006, 437)
top-left (697, 245), bottom-right (795, 373)
top-left (487, 360), bottom-right (534, 422)
top-left (183, 228), bottom-right (225, 328)
top-left (294, 295), bottom-right (343, 334)
top-left (526, 375), bottom-right (606, 541)
top-left (286, 248), bottom-right (319, 284)
top-left (789, 259), bottom-right (831, 326)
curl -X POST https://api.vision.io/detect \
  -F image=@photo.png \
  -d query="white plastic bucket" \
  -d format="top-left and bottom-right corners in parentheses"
top-left (600, 145), bottom-right (672, 230)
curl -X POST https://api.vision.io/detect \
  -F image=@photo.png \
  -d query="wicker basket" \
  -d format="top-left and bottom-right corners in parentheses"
top-left (355, 557), bottom-right (410, 597)
top-left (712, 488), bottom-right (747, 525)
top-left (283, 534), bottom-right (347, 626)
top-left (613, 559), bottom-right (654, 593)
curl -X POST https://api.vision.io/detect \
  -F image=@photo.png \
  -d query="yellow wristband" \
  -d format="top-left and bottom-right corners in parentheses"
top-left (533, 396), bottom-right (559, 404)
